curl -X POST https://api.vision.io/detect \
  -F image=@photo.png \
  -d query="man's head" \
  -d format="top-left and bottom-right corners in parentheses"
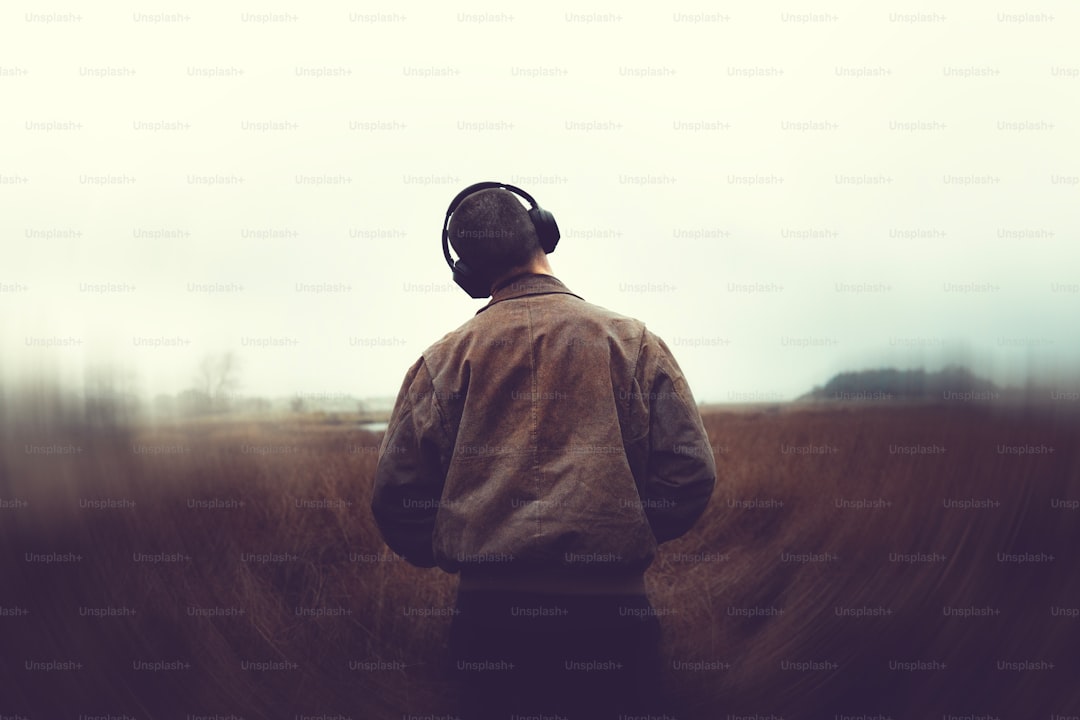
top-left (447, 188), bottom-right (544, 285)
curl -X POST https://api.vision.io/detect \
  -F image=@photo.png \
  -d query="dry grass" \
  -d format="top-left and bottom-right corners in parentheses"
top-left (2, 396), bottom-right (1078, 717)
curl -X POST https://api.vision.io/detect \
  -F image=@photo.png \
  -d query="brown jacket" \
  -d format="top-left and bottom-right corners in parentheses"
top-left (370, 273), bottom-right (716, 591)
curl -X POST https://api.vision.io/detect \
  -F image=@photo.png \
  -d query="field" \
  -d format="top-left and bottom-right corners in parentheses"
top-left (2, 395), bottom-right (1078, 718)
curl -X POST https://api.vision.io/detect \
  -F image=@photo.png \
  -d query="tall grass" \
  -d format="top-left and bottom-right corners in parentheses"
top-left (2, 390), bottom-right (1078, 717)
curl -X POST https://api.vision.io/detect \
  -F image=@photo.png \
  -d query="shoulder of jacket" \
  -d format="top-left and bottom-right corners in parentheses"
top-left (419, 316), bottom-right (475, 370)
top-left (563, 295), bottom-right (648, 331)
top-left (421, 296), bottom-right (651, 363)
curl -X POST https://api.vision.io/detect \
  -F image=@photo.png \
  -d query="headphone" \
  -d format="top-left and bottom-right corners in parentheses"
top-left (441, 181), bottom-right (561, 298)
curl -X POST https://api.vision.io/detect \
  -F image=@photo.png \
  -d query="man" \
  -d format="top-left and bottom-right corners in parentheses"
top-left (371, 182), bottom-right (717, 719)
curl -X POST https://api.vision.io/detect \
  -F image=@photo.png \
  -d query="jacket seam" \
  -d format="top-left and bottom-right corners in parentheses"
top-left (524, 296), bottom-right (541, 539)
top-left (627, 325), bottom-right (648, 435)
top-left (418, 356), bottom-right (451, 466)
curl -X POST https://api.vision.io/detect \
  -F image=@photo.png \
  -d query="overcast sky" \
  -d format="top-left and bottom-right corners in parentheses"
top-left (2, 1), bottom-right (1078, 403)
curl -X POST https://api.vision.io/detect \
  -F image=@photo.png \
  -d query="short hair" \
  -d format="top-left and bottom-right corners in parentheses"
top-left (447, 188), bottom-right (542, 280)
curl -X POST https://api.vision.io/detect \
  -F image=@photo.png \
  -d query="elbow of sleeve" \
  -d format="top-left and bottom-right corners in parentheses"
top-left (378, 531), bottom-right (437, 568)
top-left (371, 507), bottom-right (438, 568)
top-left (393, 533), bottom-right (437, 568)
top-left (406, 552), bottom-right (438, 569)
top-left (648, 472), bottom-right (715, 544)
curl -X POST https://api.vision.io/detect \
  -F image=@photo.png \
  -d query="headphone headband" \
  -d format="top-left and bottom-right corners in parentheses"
top-left (441, 181), bottom-right (560, 298)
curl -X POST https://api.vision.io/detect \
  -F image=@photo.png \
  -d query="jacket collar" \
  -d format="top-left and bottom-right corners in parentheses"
top-left (476, 273), bottom-right (583, 314)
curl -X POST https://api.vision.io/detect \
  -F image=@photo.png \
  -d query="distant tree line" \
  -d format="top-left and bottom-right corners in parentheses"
top-left (800, 365), bottom-right (998, 401)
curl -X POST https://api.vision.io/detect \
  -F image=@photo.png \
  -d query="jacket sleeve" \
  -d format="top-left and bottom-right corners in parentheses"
top-left (636, 332), bottom-right (717, 544)
top-left (369, 357), bottom-right (449, 568)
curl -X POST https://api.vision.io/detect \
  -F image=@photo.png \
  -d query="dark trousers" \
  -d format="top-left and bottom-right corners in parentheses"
top-left (449, 589), bottom-right (667, 720)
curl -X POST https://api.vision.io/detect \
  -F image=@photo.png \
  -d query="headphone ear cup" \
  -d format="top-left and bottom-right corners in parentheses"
top-left (529, 207), bottom-right (560, 254)
top-left (452, 258), bottom-right (492, 299)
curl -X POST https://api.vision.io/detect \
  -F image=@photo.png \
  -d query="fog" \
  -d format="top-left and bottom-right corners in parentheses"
top-left (2, 1), bottom-right (1078, 403)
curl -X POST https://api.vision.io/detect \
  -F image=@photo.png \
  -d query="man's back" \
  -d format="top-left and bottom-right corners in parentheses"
top-left (372, 272), bottom-right (716, 591)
